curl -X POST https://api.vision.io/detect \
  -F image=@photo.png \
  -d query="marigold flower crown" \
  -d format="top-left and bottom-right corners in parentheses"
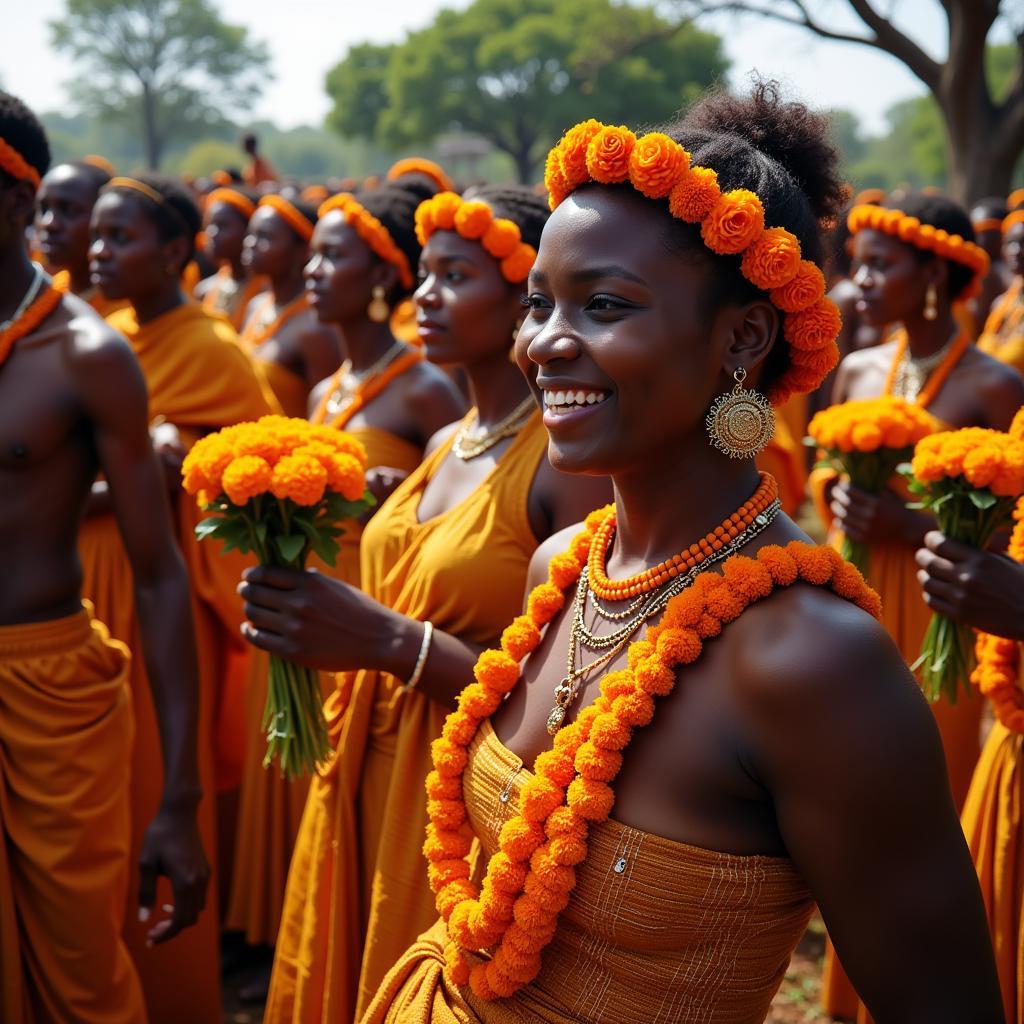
top-left (543, 120), bottom-right (841, 407)
top-left (387, 157), bottom-right (455, 193)
top-left (0, 135), bottom-right (41, 190)
top-left (258, 194), bottom-right (315, 242)
top-left (415, 192), bottom-right (537, 284)
top-left (847, 203), bottom-right (990, 301)
top-left (318, 192), bottom-right (414, 289)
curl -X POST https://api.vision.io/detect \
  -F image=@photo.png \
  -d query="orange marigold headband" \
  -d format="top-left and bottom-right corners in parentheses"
top-left (258, 194), bottom-right (315, 242)
top-left (544, 120), bottom-right (839, 407)
top-left (1003, 210), bottom-right (1024, 234)
top-left (205, 187), bottom-right (256, 222)
top-left (317, 192), bottom-right (414, 289)
top-left (854, 187), bottom-right (886, 205)
top-left (1008, 187), bottom-right (1024, 211)
top-left (83, 154), bottom-right (115, 176)
top-left (0, 136), bottom-right (41, 190)
top-left (387, 157), bottom-right (455, 193)
top-left (847, 204), bottom-right (990, 300)
top-left (414, 191), bottom-right (537, 283)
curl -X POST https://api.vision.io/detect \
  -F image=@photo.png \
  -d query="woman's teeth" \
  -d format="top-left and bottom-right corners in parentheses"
top-left (543, 389), bottom-right (607, 409)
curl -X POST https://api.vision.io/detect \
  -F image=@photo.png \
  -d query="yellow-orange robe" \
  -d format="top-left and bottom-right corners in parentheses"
top-left (979, 279), bottom-right (1024, 377)
top-left (962, 718), bottom-right (1024, 1024)
top-left (265, 414), bottom-right (548, 1024)
top-left (810, 466), bottom-right (983, 1022)
top-left (0, 607), bottom-right (146, 1024)
top-left (757, 409), bottom-right (806, 517)
top-left (225, 426), bottom-right (423, 947)
top-left (79, 302), bottom-right (276, 1023)
top-left (363, 722), bottom-right (814, 1024)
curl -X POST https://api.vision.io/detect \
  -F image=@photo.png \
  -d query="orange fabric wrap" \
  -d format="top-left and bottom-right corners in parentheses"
top-left (0, 609), bottom-right (145, 1024)
top-left (363, 721), bottom-right (813, 1023)
top-left (226, 426), bottom-right (423, 947)
top-left (265, 415), bottom-right (547, 1024)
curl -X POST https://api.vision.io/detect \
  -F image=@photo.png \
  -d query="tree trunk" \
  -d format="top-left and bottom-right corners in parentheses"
top-left (141, 82), bottom-right (161, 170)
top-left (514, 145), bottom-right (534, 185)
top-left (945, 129), bottom-right (1019, 205)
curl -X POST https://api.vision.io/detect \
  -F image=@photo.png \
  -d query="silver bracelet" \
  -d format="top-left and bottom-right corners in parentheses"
top-left (404, 620), bottom-right (434, 691)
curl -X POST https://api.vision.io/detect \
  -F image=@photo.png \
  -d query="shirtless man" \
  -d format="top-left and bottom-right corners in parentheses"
top-left (0, 92), bottom-right (208, 1022)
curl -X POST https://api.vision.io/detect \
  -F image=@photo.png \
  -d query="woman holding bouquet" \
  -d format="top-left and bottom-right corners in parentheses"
top-left (815, 192), bottom-right (1024, 1018)
top-left (356, 84), bottom-right (1000, 1024)
top-left (224, 183), bottom-right (465, 994)
top-left (241, 184), bottom-right (610, 1023)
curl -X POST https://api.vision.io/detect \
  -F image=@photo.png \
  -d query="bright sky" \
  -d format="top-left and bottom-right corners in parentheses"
top-left (1, 0), bottom-right (997, 136)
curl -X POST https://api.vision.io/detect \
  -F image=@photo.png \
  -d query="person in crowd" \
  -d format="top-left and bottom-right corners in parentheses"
top-left (969, 197), bottom-right (1013, 334)
top-left (978, 210), bottom-right (1024, 376)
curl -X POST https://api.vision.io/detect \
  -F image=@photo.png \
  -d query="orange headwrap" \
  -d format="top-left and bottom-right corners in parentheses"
top-left (205, 187), bottom-right (256, 222)
top-left (387, 157), bottom-right (455, 193)
top-left (317, 192), bottom-right (413, 288)
top-left (258, 195), bottom-right (314, 242)
top-left (0, 136), bottom-right (41, 190)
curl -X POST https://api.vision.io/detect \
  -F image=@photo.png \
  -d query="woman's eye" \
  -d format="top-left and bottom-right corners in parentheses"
top-left (445, 270), bottom-right (465, 283)
top-left (522, 294), bottom-right (551, 312)
top-left (586, 294), bottom-right (626, 311)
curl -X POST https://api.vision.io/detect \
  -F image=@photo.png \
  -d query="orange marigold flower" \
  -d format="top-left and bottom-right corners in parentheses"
top-left (740, 227), bottom-right (802, 290)
top-left (633, 655), bottom-right (677, 696)
top-left (501, 246), bottom-right (537, 283)
top-left (445, 941), bottom-right (472, 986)
top-left (831, 560), bottom-right (869, 601)
top-left (653, 627), bottom-right (701, 667)
top-left (502, 615), bottom-right (542, 661)
top-left (429, 858), bottom-right (471, 890)
top-left (701, 189), bottom-right (766, 255)
top-left (704, 584), bottom-right (746, 623)
top-left (453, 200), bottom-right (492, 239)
top-left (545, 147), bottom-right (570, 210)
top-left (489, 851), bottom-right (530, 894)
top-left (326, 452), bottom-right (366, 500)
top-left (757, 545), bottom-right (799, 586)
top-left (548, 832), bottom-right (588, 866)
top-left (481, 219), bottom-right (522, 260)
top-left (544, 805), bottom-right (586, 839)
top-left (574, 739), bottom-right (623, 781)
top-left (528, 582), bottom-right (565, 624)
top-left (770, 260), bottom-right (826, 313)
top-left (426, 769), bottom-right (463, 801)
top-left (790, 542), bottom-right (836, 585)
top-left (423, 825), bottom-right (472, 862)
top-left (270, 453), bottom-right (328, 506)
top-left (611, 690), bottom-right (655, 728)
top-left (1010, 408), bottom-right (1024, 440)
top-left (460, 682), bottom-right (503, 719)
top-left (469, 962), bottom-right (497, 1001)
top-left (567, 776), bottom-right (615, 821)
top-left (588, 710), bottom-right (632, 751)
top-left (628, 132), bottom-right (689, 199)
top-left (498, 812), bottom-right (545, 860)
top-left (430, 191), bottom-right (461, 231)
top-left (722, 557), bottom-right (774, 601)
top-left (512, 891), bottom-right (558, 934)
top-left (442, 709), bottom-right (479, 746)
top-left (556, 119), bottom-right (603, 190)
top-left (530, 846), bottom-right (577, 891)
top-left (626, 638), bottom-right (655, 668)
top-left (548, 551), bottom-right (582, 590)
top-left (599, 668), bottom-right (636, 701)
top-left (668, 166), bottom-right (721, 223)
top-left (534, 746), bottom-right (576, 788)
top-left (783, 299), bottom-right (843, 351)
top-left (474, 648), bottom-right (521, 694)
top-left (437, 879), bottom-right (477, 920)
top-left (432, 737), bottom-right (469, 777)
top-left (520, 776), bottom-right (564, 822)
top-left (585, 125), bottom-right (635, 184)
top-left (428, 797), bottom-right (467, 831)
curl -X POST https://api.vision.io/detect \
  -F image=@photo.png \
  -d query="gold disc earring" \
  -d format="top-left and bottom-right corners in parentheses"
top-left (706, 367), bottom-right (775, 459)
top-left (367, 285), bottom-right (390, 323)
top-left (923, 283), bottom-right (938, 321)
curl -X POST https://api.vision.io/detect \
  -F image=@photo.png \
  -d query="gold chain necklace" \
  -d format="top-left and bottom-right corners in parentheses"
top-left (892, 333), bottom-right (959, 400)
top-left (325, 340), bottom-right (407, 418)
top-left (0, 264), bottom-right (43, 332)
top-left (546, 499), bottom-right (781, 734)
top-left (452, 395), bottom-right (536, 461)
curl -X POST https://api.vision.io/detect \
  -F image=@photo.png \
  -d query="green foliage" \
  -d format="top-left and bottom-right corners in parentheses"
top-left (325, 0), bottom-right (728, 181)
top-left (176, 139), bottom-right (242, 178)
top-left (50, 0), bottom-right (271, 168)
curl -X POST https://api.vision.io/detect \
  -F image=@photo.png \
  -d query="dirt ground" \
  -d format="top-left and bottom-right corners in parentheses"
top-left (221, 916), bottom-right (836, 1024)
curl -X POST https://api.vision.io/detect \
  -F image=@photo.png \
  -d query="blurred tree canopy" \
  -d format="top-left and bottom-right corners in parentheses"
top-left (50, 0), bottom-right (270, 169)
top-left (326, 0), bottom-right (729, 182)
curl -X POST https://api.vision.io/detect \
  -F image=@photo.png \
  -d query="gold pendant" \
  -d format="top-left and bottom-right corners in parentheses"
top-left (546, 678), bottom-right (574, 735)
top-left (546, 706), bottom-right (566, 735)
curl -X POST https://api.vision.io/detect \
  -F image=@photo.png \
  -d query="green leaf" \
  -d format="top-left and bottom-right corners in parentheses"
top-left (276, 533), bottom-right (306, 563)
top-left (195, 516), bottom-right (224, 540)
top-left (968, 490), bottom-right (998, 509)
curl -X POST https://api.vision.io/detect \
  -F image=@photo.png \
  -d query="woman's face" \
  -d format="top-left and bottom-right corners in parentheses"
top-left (414, 230), bottom-right (523, 367)
top-left (204, 201), bottom-right (248, 265)
top-left (242, 206), bottom-right (305, 277)
top-left (1003, 223), bottom-right (1024, 277)
top-left (515, 187), bottom-right (738, 477)
top-left (304, 211), bottom-right (379, 323)
top-left (89, 191), bottom-right (172, 300)
top-left (851, 229), bottom-right (931, 326)
top-left (35, 165), bottom-right (98, 273)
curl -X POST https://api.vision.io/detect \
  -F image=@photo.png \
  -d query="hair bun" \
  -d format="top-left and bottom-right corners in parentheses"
top-left (684, 78), bottom-right (844, 224)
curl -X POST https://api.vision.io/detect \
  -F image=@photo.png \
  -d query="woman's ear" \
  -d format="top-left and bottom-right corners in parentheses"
top-left (720, 299), bottom-right (779, 381)
top-left (165, 235), bottom-right (190, 277)
top-left (369, 260), bottom-right (399, 302)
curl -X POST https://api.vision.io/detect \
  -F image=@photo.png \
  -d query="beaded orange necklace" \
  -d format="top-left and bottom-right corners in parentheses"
top-left (426, 502), bottom-right (882, 1001)
top-left (883, 327), bottom-right (970, 409)
top-left (239, 292), bottom-right (309, 353)
top-left (587, 472), bottom-right (778, 600)
top-left (0, 270), bottom-right (68, 370)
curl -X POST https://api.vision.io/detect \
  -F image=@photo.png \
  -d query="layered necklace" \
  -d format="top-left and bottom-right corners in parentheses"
top-left (240, 291), bottom-right (308, 352)
top-left (885, 326), bottom-right (969, 407)
top-left (312, 340), bottom-right (421, 429)
top-left (0, 264), bottom-right (67, 370)
top-left (547, 472), bottom-right (781, 733)
top-left (452, 395), bottom-right (536, 461)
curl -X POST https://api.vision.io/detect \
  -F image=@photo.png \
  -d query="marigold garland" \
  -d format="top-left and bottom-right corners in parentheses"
top-left (387, 157), bottom-right (456, 193)
top-left (0, 270), bottom-right (68, 369)
top-left (425, 506), bottom-right (882, 999)
top-left (847, 204), bottom-right (989, 302)
top-left (415, 192), bottom-right (537, 284)
top-left (259, 195), bottom-right (315, 242)
top-left (318, 192), bottom-right (414, 288)
top-left (0, 135), bottom-right (41, 189)
top-left (543, 121), bottom-right (839, 407)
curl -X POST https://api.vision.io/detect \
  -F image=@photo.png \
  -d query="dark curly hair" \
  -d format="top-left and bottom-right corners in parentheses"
top-left (0, 91), bottom-right (50, 191)
top-left (885, 192), bottom-right (976, 300)
top-left (351, 184), bottom-right (427, 302)
top-left (105, 174), bottom-right (202, 269)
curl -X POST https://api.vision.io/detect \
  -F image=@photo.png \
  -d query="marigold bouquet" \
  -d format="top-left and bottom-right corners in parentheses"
top-left (905, 427), bottom-right (1024, 703)
top-left (807, 396), bottom-right (938, 574)
top-left (181, 415), bottom-right (373, 777)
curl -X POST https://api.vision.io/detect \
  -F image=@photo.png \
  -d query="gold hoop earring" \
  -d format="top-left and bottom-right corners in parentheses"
top-left (368, 285), bottom-right (390, 323)
top-left (706, 367), bottom-right (775, 459)
top-left (923, 283), bottom-right (938, 321)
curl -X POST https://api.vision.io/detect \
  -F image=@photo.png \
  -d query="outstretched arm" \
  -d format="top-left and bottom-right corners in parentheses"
top-left (739, 589), bottom-right (1002, 1023)
top-left (73, 327), bottom-right (209, 945)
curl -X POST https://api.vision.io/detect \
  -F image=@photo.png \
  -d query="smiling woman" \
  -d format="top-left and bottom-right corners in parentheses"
top-left (359, 82), bottom-right (1003, 1024)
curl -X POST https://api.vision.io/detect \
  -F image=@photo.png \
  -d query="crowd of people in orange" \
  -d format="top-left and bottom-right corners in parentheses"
top-left (3, 76), bottom-right (1024, 1024)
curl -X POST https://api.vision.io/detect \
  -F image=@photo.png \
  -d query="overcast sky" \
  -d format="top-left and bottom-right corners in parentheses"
top-left (3, 0), bottom-right (994, 136)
